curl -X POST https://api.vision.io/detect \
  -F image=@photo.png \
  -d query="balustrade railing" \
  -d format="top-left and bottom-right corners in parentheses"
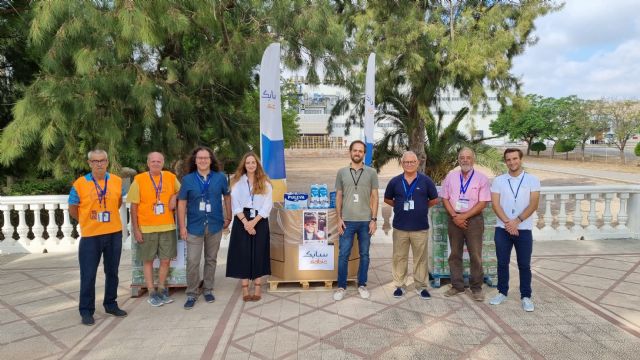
top-left (1, 185), bottom-right (640, 253)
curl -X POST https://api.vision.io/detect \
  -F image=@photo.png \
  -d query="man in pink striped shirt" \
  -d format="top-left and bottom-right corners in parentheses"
top-left (441, 148), bottom-right (491, 301)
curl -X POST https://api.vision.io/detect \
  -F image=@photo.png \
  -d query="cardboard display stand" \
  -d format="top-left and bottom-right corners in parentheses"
top-left (269, 203), bottom-right (359, 286)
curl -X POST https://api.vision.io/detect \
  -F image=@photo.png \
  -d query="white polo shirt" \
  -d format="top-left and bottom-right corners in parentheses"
top-left (490, 171), bottom-right (540, 230)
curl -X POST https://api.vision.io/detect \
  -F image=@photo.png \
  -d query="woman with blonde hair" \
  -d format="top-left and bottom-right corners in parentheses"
top-left (226, 152), bottom-right (273, 301)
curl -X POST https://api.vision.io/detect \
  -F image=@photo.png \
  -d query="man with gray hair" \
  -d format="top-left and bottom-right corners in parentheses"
top-left (384, 151), bottom-right (439, 300)
top-left (441, 147), bottom-right (491, 301)
top-left (69, 150), bottom-right (128, 326)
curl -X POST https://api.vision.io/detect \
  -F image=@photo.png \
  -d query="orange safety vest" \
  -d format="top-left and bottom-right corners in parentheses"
top-left (73, 173), bottom-right (123, 237)
top-left (132, 171), bottom-right (178, 227)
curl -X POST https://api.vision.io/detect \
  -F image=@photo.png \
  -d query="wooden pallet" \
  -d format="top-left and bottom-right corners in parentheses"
top-left (267, 278), bottom-right (357, 292)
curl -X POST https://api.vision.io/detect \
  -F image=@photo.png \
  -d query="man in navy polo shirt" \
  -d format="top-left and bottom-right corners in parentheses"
top-left (384, 151), bottom-right (439, 299)
top-left (177, 146), bottom-right (232, 310)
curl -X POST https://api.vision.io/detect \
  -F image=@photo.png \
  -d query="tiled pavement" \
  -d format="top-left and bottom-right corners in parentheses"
top-left (1, 240), bottom-right (640, 359)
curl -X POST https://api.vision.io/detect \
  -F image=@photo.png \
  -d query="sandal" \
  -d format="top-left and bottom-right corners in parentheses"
top-left (242, 284), bottom-right (251, 302)
top-left (251, 280), bottom-right (262, 301)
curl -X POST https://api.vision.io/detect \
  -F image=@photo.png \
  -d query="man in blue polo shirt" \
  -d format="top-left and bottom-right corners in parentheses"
top-left (177, 146), bottom-right (232, 310)
top-left (384, 151), bottom-right (439, 299)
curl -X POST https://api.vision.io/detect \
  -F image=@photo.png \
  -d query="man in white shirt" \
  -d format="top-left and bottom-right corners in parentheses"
top-left (489, 148), bottom-right (540, 312)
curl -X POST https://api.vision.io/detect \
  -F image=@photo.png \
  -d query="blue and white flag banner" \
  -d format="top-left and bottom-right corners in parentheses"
top-left (364, 53), bottom-right (376, 166)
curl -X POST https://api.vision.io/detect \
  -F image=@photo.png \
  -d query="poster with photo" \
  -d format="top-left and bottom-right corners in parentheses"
top-left (302, 210), bottom-right (328, 244)
top-left (298, 244), bottom-right (334, 271)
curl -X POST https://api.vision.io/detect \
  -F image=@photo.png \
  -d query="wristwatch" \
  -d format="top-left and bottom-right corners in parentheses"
top-left (371, 217), bottom-right (378, 222)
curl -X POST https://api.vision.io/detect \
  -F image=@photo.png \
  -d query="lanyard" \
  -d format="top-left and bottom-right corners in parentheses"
top-left (149, 171), bottom-right (163, 203)
top-left (459, 169), bottom-right (475, 196)
top-left (350, 167), bottom-right (364, 190)
top-left (401, 176), bottom-right (418, 200)
top-left (197, 173), bottom-right (212, 202)
top-left (246, 178), bottom-right (254, 207)
top-left (91, 174), bottom-right (108, 208)
top-left (507, 172), bottom-right (525, 200)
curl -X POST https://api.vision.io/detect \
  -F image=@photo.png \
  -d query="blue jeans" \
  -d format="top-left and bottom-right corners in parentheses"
top-left (337, 221), bottom-right (371, 289)
top-left (494, 227), bottom-right (532, 299)
top-left (78, 231), bottom-right (122, 316)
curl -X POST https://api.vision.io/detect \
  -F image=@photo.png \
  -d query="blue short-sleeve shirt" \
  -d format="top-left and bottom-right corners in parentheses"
top-left (178, 171), bottom-right (229, 236)
top-left (384, 172), bottom-right (439, 231)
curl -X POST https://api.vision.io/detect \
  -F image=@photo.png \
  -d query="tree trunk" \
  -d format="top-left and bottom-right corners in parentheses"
top-left (412, 119), bottom-right (427, 173)
top-left (581, 142), bottom-right (586, 162)
top-left (621, 149), bottom-right (626, 164)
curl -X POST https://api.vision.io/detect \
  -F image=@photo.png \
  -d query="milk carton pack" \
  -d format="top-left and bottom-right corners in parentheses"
top-left (318, 184), bottom-right (330, 208)
top-left (284, 192), bottom-right (309, 210)
top-left (309, 184), bottom-right (320, 209)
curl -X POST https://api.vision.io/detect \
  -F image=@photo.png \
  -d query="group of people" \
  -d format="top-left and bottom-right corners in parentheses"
top-left (68, 141), bottom-right (539, 326)
top-left (69, 147), bottom-right (272, 326)
top-left (332, 141), bottom-right (539, 314)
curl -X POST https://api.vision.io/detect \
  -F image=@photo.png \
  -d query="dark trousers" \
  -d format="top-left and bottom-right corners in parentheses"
top-left (494, 227), bottom-right (533, 299)
top-left (448, 214), bottom-right (484, 292)
top-left (78, 231), bottom-right (122, 316)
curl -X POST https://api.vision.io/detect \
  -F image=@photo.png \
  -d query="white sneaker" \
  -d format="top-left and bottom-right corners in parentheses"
top-left (358, 286), bottom-right (370, 299)
top-left (333, 288), bottom-right (345, 301)
top-left (489, 293), bottom-right (507, 305)
top-left (522, 297), bottom-right (535, 312)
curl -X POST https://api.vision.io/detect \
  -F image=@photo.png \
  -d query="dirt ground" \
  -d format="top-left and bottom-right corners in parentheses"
top-left (283, 149), bottom-right (636, 191)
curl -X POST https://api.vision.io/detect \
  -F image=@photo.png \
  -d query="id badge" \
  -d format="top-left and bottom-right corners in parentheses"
top-left (154, 203), bottom-right (165, 215)
top-left (353, 194), bottom-right (359, 203)
top-left (205, 203), bottom-right (212, 213)
top-left (101, 211), bottom-right (111, 223)
top-left (455, 199), bottom-right (469, 211)
top-left (403, 201), bottom-right (410, 211)
top-left (199, 201), bottom-right (206, 211)
top-left (249, 208), bottom-right (256, 218)
top-left (409, 200), bottom-right (415, 210)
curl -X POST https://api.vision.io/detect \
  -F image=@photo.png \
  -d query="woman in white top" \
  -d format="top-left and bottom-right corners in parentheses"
top-left (226, 152), bottom-right (273, 301)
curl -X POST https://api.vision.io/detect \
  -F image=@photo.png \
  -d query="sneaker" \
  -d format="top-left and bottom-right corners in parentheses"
top-left (158, 288), bottom-right (174, 304)
top-left (81, 314), bottom-right (95, 326)
top-left (147, 292), bottom-right (163, 307)
top-left (471, 290), bottom-right (485, 302)
top-left (184, 296), bottom-right (197, 310)
top-left (522, 297), bottom-right (535, 312)
top-left (333, 288), bottom-right (345, 301)
top-left (444, 287), bottom-right (465, 297)
top-left (489, 293), bottom-right (508, 305)
top-left (393, 287), bottom-right (406, 298)
top-left (358, 286), bottom-right (370, 299)
top-left (416, 288), bottom-right (431, 300)
top-left (203, 292), bottom-right (216, 303)
top-left (105, 307), bottom-right (128, 317)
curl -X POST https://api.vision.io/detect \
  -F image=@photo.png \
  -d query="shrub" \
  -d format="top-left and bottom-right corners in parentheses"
top-left (530, 142), bottom-right (546, 156)
top-left (635, 142), bottom-right (640, 157)
top-left (1, 177), bottom-right (74, 196)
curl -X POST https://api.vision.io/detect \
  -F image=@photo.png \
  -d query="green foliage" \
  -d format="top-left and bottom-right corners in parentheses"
top-left (1, 177), bottom-right (73, 196)
top-left (554, 139), bottom-right (575, 153)
top-left (530, 142), bottom-right (546, 156)
top-left (1, 0), bottom-right (338, 177)
top-left (635, 142), bottom-right (640, 157)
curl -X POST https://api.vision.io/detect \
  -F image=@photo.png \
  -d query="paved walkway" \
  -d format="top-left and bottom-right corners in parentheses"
top-left (2, 239), bottom-right (640, 359)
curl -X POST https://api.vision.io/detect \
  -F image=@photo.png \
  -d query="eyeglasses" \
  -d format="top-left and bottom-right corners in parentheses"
top-left (196, 156), bottom-right (211, 160)
top-left (402, 161), bottom-right (418, 165)
top-left (89, 159), bottom-right (108, 164)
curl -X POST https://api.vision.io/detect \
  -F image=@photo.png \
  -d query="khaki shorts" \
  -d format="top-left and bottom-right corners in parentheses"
top-left (137, 230), bottom-right (177, 262)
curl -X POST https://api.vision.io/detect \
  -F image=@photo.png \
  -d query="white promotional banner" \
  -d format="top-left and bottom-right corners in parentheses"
top-left (298, 244), bottom-right (335, 271)
top-left (260, 43), bottom-right (287, 201)
top-left (364, 53), bottom-right (376, 166)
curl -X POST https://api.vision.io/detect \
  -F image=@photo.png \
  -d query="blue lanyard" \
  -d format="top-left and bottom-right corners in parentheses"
top-left (507, 172), bottom-right (525, 200)
top-left (91, 174), bottom-right (108, 208)
top-left (459, 169), bottom-right (475, 196)
top-left (197, 173), bottom-right (212, 202)
top-left (401, 176), bottom-right (418, 200)
top-left (246, 179), bottom-right (255, 207)
top-left (149, 171), bottom-right (163, 203)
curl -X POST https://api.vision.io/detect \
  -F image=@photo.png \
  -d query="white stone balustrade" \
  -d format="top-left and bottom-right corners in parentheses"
top-left (2, 185), bottom-right (640, 253)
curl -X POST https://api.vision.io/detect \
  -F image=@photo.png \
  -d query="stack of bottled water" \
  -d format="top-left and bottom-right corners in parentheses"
top-left (309, 184), bottom-right (330, 209)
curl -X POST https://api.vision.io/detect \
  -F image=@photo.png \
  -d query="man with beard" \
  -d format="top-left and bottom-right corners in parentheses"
top-left (441, 147), bottom-right (491, 301)
top-left (333, 140), bottom-right (379, 301)
top-left (489, 148), bottom-right (540, 312)
top-left (384, 151), bottom-right (439, 300)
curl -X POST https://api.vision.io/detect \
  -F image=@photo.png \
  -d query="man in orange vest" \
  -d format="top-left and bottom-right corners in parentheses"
top-left (69, 149), bottom-right (127, 326)
top-left (127, 152), bottom-right (181, 307)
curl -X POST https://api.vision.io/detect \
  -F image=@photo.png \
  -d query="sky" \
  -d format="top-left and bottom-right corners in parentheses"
top-left (511, 0), bottom-right (640, 100)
